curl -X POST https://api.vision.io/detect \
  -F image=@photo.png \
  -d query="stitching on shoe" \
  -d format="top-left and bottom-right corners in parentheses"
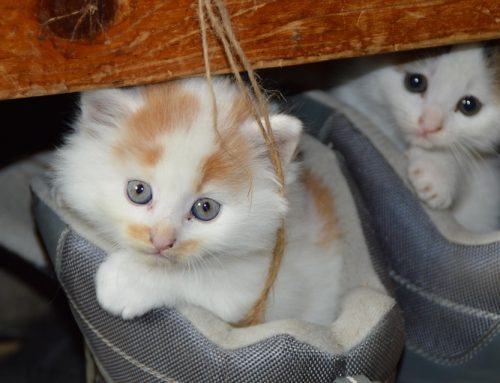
top-left (64, 290), bottom-right (177, 382)
top-left (406, 323), bottom-right (500, 366)
top-left (390, 269), bottom-right (500, 365)
top-left (55, 227), bottom-right (71, 280)
top-left (389, 270), bottom-right (500, 321)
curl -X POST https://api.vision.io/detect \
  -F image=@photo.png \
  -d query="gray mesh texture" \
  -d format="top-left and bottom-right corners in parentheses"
top-left (324, 109), bottom-right (500, 362)
top-left (50, 221), bottom-right (402, 383)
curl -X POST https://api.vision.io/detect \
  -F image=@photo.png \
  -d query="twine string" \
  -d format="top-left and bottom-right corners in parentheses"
top-left (197, 0), bottom-right (218, 135)
top-left (215, 0), bottom-right (285, 193)
top-left (197, 0), bottom-right (286, 326)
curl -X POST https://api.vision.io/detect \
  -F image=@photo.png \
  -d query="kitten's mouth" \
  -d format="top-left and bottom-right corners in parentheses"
top-left (149, 249), bottom-right (172, 258)
top-left (138, 240), bottom-right (198, 265)
top-left (405, 132), bottom-right (434, 148)
top-left (144, 248), bottom-right (183, 265)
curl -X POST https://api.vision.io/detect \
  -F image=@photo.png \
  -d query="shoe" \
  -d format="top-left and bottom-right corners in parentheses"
top-left (31, 130), bottom-right (403, 382)
top-left (294, 90), bottom-right (500, 383)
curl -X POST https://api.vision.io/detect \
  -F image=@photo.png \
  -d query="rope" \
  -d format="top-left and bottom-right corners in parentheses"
top-left (197, 0), bottom-right (286, 326)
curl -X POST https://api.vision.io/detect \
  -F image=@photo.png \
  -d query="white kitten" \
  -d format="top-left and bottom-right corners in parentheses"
top-left (53, 77), bottom-right (342, 325)
top-left (330, 43), bottom-right (500, 232)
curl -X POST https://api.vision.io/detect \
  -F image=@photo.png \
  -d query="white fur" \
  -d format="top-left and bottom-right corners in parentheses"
top-left (329, 44), bottom-right (500, 232)
top-left (53, 77), bottom-right (342, 324)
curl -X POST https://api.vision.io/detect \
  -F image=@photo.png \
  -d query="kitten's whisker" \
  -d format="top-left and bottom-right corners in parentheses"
top-left (452, 141), bottom-right (474, 177)
top-left (449, 142), bottom-right (469, 179)
top-left (195, 253), bottom-right (212, 272)
top-left (457, 139), bottom-right (483, 170)
top-left (455, 139), bottom-right (483, 177)
top-left (464, 135), bottom-right (496, 154)
top-left (459, 137), bottom-right (484, 158)
top-left (449, 143), bottom-right (462, 166)
top-left (184, 257), bottom-right (194, 277)
top-left (207, 253), bottom-right (225, 270)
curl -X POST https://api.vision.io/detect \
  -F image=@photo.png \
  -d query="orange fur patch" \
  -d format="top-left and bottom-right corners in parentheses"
top-left (198, 133), bottom-right (252, 191)
top-left (226, 95), bottom-right (253, 129)
top-left (114, 82), bottom-right (200, 166)
top-left (173, 239), bottom-right (201, 257)
top-left (126, 223), bottom-right (150, 244)
top-left (197, 97), bottom-right (253, 192)
top-left (301, 169), bottom-right (338, 249)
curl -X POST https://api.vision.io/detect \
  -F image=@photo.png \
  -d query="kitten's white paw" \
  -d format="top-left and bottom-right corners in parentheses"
top-left (407, 148), bottom-right (454, 209)
top-left (95, 256), bottom-right (157, 319)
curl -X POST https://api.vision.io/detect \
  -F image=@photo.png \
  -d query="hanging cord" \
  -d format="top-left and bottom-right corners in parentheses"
top-left (197, 0), bottom-right (286, 326)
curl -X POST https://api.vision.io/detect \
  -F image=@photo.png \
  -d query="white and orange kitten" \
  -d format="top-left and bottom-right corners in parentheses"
top-left (330, 43), bottom-right (500, 232)
top-left (53, 77), bottom-right (342, 324)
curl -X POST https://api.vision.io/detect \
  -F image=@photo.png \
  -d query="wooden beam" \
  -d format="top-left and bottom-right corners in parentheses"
top-left (1, 0), bottom-right (500, 100)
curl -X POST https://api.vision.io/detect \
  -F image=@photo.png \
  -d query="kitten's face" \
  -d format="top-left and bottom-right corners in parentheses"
top-left (56, 78), bottom-right (301, 268)
top-left (380, 44), bottom-right (500, 151)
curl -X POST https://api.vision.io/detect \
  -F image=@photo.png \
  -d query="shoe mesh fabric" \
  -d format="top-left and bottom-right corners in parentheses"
top-left (327, 110), bottom-right (500, 360)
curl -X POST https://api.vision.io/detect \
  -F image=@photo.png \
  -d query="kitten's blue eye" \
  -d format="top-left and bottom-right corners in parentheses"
top-left (127, 180), bottom-right (152, 205)
top-left (191, 198), bottom-right (221, 221)
top-left (404, 73), bottom-right (427, 93)
top-left (456, 95), bottom-right (482, 116)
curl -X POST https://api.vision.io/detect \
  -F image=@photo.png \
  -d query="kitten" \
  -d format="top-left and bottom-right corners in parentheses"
top-left (329, 43), bottom-right (500, 233)
top-left (53, 77), bottom-right (342, 325)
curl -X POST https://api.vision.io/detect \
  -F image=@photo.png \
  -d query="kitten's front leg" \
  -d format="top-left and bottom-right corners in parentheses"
top-left (96, 252), bottom-right (167, 319)
top-left (407, 147), bottom-right (458, 209)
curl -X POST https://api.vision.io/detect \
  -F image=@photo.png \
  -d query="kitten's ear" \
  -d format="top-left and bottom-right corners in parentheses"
top-left (79, 88), bottom-right (141, 129)
top-left (244, 114), bottom-right (303, 165)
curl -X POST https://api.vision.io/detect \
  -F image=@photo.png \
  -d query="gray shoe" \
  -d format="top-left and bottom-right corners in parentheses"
top-left (292, 90), bottom-right (500, 383)
top-left (31, 132), bottom-right (403, 382)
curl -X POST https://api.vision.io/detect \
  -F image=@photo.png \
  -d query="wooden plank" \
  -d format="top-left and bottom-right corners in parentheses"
top-left (1, 0), bottom-right (500, 100)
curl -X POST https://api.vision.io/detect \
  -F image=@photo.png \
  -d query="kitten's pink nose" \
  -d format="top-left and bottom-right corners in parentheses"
top-left (150, 224), bottom-right (176, 252)
top-left (418, 107), bottom-right (443, 135)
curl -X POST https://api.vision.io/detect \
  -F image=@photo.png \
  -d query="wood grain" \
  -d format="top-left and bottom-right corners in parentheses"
top-left (1, 0), bottom-right (500, 100)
